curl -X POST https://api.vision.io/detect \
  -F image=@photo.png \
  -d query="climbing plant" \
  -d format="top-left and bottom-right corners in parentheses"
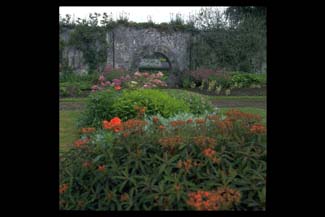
top-left (60, 13), bottom-right (108, 73)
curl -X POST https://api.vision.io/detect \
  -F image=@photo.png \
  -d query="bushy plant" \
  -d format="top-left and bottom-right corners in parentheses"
top-left (230, 72), bottom-right (266, 88)
top-left (77, 87), bottom-right (122, 128)
top-left (78, 89), bottom-right (191, 128)
top-left (111, 89), bottom-right (190, 120)
top-left (162, 89), bottom-right (214, 115)
top-left (60, 109), bottom-right (266, 210)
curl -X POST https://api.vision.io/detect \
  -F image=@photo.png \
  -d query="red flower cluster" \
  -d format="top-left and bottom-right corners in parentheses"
top-left (202, 148), bottom-right (220, 164)
top-left (159, 136), bottom-right (183, 147)
top-left (226, 109), bottom-right (262, 122)
top-left (187, 190), bottom-right (220, 211)
top-left (59, 183), bottom-right (68, 194)
top-left (120, 193), bottom-right (129, 202)
top-left (114, 85), bottom-right (122, 91)
top-left (195, 119), bottom-right (206, 124)
top-left (193, 136), bottom-right (217, 148)
top-left (207, 115), bottom-right (221, 121)
top-left (187, 187), bottom-right (241, 211)
top-left (159, 136), bottom-right (183, 153)
top-left (74, 138), bottom-right (90, 148)
top-left (169, 120), bottom-right (186, 127)
top-left (152, 116), bottom-right (159, 124)
top-left (122, 119), bottom-right (147, 132)
top-left (176, 159), bottom-right (193, 172)
top-left (98, 165), bottom-right (105, 172)
top-left (250, 124), bottom-right (266, 134)
top-left (103, 117), bottom-right (122, 133)
top-left (215, 187), bottom-right (241, 209)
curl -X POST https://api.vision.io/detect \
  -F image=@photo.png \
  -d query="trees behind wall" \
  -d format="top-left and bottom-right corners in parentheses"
top-left (191, 6), bottom-right (266, 73)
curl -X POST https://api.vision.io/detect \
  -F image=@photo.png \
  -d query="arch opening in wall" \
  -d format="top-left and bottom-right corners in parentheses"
top-left (138, 52), bottom-right (171, 74)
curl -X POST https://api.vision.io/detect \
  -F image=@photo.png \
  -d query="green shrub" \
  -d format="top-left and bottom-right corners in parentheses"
top-left (60, 110), bottom-right (266, 210)
top-left (230, 73), bottom-right (266, 88)
top-left (78, 89), bottom-right (190, 128)
top-left (162, 89), bottom-right (214, 114)
top-left (111, 89), bottom-right (190, 120)
top-left (77, 88), bottom-right (121, 128)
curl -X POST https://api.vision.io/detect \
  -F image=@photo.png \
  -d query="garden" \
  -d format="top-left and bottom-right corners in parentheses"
top-left (59, 6), bottom-right (266, 211)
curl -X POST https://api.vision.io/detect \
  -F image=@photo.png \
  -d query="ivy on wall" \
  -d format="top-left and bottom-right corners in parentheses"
top-left (66, 25), bottom-right (108, 72)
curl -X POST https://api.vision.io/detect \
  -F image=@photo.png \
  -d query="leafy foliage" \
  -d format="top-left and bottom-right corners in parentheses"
top-left (161, 89), bottom-right (214, 114)
top-left (78, 89), bottom-right (190, 128)
top-left (111, 89), bottom-right (190, 120)
top-left (60, 109), bottom-right (266, 210)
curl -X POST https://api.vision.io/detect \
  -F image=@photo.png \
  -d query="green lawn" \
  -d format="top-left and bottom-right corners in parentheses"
top-left (60, 110), bottom-right (81, 151)
top-left (60, 97), bottom-right (88, 103)
top-left (210, 96), bottom-right (266, 101)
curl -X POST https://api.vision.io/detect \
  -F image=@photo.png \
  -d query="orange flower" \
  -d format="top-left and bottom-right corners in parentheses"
top-left (139, 107), bottom-right (146, 114)
top-left (103, 117), bottom-right (123, 132)
top-left (120, 193), bottom-right (129, 202)
top-left (114, 85), bottom-right (121, 91)
top-left (193, 136), bottom-right (217, 148)
top-left (215, 187), bottom-right (241, 208)
top-left (59, 183), bottom-right (68, 194)
top-left (202, 148), bottom-right (216, 158)
top-left (187, 190), bottom-right (220, 211)
top-left (195, 119), bottom-right (205, 124)
top-left (110, 117), bottom-right (122, 125)
top-left (103, 120), bottom-right (111, 129)
top-left (170, 120), bottom-right (186, 127)
top-left (183, 159), bottom-right (192, 172)
top-left (187, 119), bottom-right (193, 124)
top-left (74, 138), bottom-right (90, 148)
top-left (250, 124), bottom-right (266, 134)
top-left (114, 126), bottom-right (122, 133)
top-left (98, 165), bottom-right (105, 172)
top-left (153, 116), bottom-right (159, 124)
top-left (122, 119), bottom-right (147, 132)
top-left (202, 148), bottom-right (220, 163)
top-left (158, 125), bottom-right (165, 131)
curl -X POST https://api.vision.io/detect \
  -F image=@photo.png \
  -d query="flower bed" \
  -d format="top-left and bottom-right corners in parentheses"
top-left (60, 109), bottom-right (266, 211)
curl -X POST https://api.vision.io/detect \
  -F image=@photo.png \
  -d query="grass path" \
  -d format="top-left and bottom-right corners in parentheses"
top-left (60, 111), bottom-right (80, 151)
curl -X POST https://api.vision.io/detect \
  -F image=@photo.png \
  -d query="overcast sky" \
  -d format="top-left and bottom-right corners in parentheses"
top-left (59, 6), bottom-right (228, 24)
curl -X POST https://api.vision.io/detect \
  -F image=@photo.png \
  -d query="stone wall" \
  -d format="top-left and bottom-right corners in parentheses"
top-left (60, 25), bottom-right (192, 74)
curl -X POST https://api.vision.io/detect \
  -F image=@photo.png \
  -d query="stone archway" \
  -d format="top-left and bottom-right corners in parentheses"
top-left (130, 45), bottom-right (180, 73)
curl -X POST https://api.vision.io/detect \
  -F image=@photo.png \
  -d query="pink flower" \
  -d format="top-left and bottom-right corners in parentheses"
top-left (99, 75), bottom-right (105, 82)
top-left (105, 81), bottom-right (111, 85)
top-left (157, 72), bottom-right (164, 78)
top-left (92, 85), bottom-right (98, 90)
top-left (134, 72), bottom-right (141, 77)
